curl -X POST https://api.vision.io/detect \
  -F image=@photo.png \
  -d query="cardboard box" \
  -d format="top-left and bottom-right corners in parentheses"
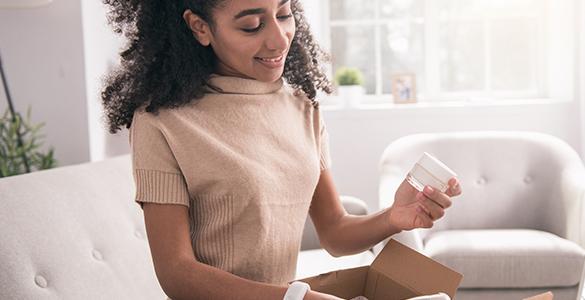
top-left (297, 239), bottom-right (463, 300)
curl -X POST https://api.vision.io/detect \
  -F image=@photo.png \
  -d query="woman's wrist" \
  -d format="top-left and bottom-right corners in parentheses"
top-left (303, 290), bottom-right (318, 300)
top-left (384, 206), bottom-right (403, 236)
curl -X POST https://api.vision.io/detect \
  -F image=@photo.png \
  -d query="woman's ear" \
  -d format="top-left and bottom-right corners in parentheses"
top-left (183, 9), bottom-right (212, 46)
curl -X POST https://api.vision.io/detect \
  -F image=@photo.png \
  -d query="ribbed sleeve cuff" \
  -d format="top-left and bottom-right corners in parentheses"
top-left (134, 169), bottom-right (190, 208)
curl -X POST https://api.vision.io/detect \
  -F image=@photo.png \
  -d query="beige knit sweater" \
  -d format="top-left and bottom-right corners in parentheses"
top-left (129, 75), bottom-right (331, 286)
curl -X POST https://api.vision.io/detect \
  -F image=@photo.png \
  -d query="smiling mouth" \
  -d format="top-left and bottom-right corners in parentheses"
top-left (254, 55), bottom-right (285, 63)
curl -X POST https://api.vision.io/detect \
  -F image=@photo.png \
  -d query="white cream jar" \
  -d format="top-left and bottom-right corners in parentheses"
top-left (406, 152), bottom-right (457, 193)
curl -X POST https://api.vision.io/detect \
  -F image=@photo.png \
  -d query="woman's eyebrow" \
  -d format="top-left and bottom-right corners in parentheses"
top-left (233, 0), bottom-right (290, 20)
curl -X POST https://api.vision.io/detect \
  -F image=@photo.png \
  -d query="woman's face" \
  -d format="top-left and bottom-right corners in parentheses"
top-left (197, 0), bottom-right (296, 83)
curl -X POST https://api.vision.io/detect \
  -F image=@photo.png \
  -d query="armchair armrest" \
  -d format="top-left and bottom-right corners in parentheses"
top-left (339, 195), bottom-right (368, 215)
top-left (561, 165), bottom-right (585, 248)
top-left (300, 195), bottom-right (369, 251)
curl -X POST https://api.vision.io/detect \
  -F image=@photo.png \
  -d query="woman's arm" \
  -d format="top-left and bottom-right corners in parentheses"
top-left (309, 170), bottom-right (461, 257)
top-left (143, 203), bottom-right (285, 299)
top-left (143, 203), bottom-right (340, 300)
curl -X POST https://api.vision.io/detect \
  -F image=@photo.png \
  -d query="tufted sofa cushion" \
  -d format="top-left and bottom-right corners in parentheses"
top-left (424, 229), bottom-right (585, 288)
top-left (0, 155), bottom-right (166, 300)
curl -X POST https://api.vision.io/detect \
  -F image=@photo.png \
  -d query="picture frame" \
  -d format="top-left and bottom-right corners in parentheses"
top-left (391, 73), bottom-right (417, 104)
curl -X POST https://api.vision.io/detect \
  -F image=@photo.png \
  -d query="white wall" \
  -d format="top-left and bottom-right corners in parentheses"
top-left (575, 1), bottom-right (585, 158)
top-left (0, 0), bottom-right (130, 167)
top-left (80, 0), bottom-right (127, 162)
top-left (0, 1), bottom-right (90, 166)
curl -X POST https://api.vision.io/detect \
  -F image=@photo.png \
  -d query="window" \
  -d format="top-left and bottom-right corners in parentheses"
top-left (322, 0), bottom-right (575, 104)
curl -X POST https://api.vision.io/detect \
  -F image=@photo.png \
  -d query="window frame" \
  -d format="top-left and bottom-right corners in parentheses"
top-left (315, 0), bottom-right (576, 107)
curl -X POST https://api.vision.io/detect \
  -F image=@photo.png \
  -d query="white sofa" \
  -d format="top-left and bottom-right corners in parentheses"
top-left (379, 131), bottom-right (585, 300)
top-left (0, 154), bottom-right (372, 299)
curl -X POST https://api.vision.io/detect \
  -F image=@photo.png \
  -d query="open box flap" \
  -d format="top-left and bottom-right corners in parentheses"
top-left (298, 266), bottom-right (369, 299)
top-left (370, 239), bottom-right (463, 299)
top-left (365, 267), bottom-right (420, 300)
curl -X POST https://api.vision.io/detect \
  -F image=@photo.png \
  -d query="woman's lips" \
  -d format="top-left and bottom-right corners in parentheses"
top-left (254, 54), bottom-right (285, 69)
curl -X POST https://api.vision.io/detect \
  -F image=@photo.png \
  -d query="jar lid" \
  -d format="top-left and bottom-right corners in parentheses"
top-left (417, 152), bottom-right (457, 183)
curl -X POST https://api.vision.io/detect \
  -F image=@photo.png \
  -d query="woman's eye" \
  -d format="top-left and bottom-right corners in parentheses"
top-left (241, 14), bottom-right (292, 33)
top-left (242, 23), bottom-right (264, 33)
top-left (277, 13), bottom-right (293, 20)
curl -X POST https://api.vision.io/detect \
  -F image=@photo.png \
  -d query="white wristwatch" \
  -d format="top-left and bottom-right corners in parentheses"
top-left (283, 281), bottom-right (311, 300)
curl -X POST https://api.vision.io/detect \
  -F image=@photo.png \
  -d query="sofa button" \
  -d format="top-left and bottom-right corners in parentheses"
top-left (524, 176), bottom-right (532, 184)
top-left (92, 249), bottom-right (103, 261)
top-left (34, 275), bottom-right (48, 288)
top-left (134, 230), bottom-right (143, 239)
top-left (476, 177), bottom-right (486, 185)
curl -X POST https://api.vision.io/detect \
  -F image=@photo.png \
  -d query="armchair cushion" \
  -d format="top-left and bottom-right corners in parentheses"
top-left (424, 229), bottom-right (585, 288)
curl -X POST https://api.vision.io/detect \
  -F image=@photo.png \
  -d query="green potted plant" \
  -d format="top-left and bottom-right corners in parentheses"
top-left (0, 105), bottom-right (57, 177)
top-left (334, 67), bottom-right (366, 108)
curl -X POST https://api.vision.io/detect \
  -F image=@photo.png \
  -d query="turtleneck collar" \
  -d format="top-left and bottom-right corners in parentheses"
top-left (205, 74), bottom-right (284, 95)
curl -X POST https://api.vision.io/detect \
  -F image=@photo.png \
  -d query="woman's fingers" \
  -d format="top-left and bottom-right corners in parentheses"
top-left (416, 191), bottom-right (445, 221)
top-left (412, 179), bottom-right (461, 229)
top-left (422, 186), bottom-right (452, 209)
top-left (415, 205), bottom-right (434, 228)
top-left (446, 178), bottom-right (462, 197)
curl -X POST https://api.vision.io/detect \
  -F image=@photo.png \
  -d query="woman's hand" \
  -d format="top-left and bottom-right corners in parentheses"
top-left (387, 178), bottom-right (462, 231)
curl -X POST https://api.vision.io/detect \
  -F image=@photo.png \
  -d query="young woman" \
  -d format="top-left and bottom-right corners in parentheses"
top-left (101, 1), bottom-right (462, 299)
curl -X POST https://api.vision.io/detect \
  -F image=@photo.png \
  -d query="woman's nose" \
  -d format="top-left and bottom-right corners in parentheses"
top-left (265, 22), bottom-right (290, 51)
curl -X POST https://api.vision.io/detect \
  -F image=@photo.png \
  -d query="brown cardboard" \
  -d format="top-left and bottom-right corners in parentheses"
top-left (522, 292), bottom-right (554, 300)
top-left (297, 239), bottom-right (463, 300)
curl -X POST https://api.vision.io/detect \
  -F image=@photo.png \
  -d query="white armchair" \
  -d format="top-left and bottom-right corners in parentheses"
top-left (378, 131), bottom-right (585, 300)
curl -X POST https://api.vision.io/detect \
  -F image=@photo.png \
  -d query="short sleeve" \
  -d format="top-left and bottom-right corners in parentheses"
top-left (129, 110), bottom-right (190, 208)
top-left (317, 109), bottom-right (332, 171)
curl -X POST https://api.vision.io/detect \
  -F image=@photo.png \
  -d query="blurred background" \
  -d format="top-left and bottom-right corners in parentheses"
top-left (0, 0), bottom-right (583, 211)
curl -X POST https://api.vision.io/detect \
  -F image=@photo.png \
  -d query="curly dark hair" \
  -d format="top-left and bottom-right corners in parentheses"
top-left (101, 0), bottom-right (333, 134)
